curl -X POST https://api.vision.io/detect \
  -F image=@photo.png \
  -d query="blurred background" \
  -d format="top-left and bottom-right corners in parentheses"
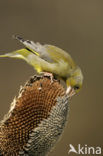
top-left (0, 0), bottom-right (103, 155)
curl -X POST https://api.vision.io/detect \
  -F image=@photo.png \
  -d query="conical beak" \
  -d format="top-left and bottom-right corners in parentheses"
top-left (66, 86), bottom-right (76, 97)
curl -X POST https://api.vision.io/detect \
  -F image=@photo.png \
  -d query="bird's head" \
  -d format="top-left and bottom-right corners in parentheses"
top-left (66, 67), bottom-right (83, 95)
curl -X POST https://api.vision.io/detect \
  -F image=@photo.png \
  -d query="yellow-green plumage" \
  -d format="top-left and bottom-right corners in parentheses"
top-left (0, 35), bottom-right (83, 94)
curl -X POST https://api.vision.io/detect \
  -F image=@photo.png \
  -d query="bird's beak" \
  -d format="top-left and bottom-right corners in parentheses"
top-left (66, 86), bottom-right (76, 97)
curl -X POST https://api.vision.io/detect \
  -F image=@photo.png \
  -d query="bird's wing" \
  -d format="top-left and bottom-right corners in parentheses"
top-left (45, 45), bottom-right (76, 69)
top-left (13, 35), bottom-right (52, 62)
top-left (13, 35), bottom-right (76, 69)
top-left (0, 36), bottom-right (76, 76)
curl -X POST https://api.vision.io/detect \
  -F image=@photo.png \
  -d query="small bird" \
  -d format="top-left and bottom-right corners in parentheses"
top-left (0, 35), bottom-right (83, 96)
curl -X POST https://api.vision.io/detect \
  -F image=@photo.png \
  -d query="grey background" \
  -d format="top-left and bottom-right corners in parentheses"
top-left (0, 0), bottom-right (103, 156)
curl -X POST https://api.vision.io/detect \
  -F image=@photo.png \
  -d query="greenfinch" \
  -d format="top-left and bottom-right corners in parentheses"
top-left (0, 36), bottom-right (83, 96)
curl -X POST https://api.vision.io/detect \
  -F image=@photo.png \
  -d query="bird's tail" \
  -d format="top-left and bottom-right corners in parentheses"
top-left (0, 48), bottom-right (39, 70)
top-left (0, 49), bottom-right (29, 59)
top-left (0, 48), bottom-right (54, 74)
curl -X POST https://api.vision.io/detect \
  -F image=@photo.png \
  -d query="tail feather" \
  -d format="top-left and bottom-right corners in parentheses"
top-left (0, 48), bottom-right (55, 74)
top-left (0, 49), bottom-right (30, 59)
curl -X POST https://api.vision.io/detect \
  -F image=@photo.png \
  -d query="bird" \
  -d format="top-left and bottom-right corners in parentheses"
top-left (0, 35), bottom-right (83, 96)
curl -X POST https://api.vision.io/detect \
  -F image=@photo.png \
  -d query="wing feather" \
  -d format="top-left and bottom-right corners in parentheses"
top-left (0, 35), bottom-right (76, 77)
top-left (13, 35), bottom-right (76, 69)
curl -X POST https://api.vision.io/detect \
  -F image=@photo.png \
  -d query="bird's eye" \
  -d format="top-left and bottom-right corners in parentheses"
top-left (74, 85), bottom-right (80, 90)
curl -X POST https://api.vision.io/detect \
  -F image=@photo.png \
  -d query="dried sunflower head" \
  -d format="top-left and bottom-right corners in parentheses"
top-left (0, 75), bottom-right (69, 156)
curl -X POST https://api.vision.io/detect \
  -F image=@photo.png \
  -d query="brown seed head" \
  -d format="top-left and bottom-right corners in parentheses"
top-left (0, 75), bottom-right (69, 156)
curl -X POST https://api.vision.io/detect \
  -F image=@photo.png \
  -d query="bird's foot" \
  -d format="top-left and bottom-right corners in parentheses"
top-left (40, 72), bottom-right (54, 84)
top-left (66, 86), bottom-right (76, 98)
